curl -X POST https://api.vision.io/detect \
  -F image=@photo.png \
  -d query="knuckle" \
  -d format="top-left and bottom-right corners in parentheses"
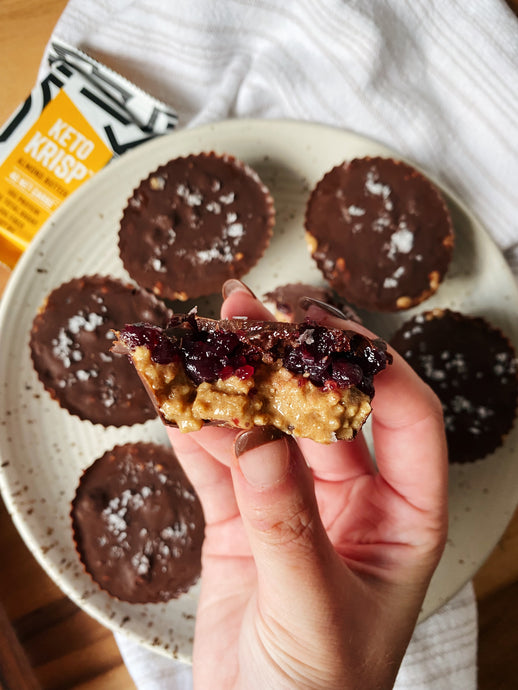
top-left (257, 503), bottom-right (317, 550)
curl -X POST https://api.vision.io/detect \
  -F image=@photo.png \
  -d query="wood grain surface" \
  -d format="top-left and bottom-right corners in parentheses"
top-left (1, 1), bottom-right (517, 688)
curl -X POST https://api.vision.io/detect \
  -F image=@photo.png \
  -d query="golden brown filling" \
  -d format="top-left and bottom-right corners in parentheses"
top-left (132, 346), bottom-right (371, 443)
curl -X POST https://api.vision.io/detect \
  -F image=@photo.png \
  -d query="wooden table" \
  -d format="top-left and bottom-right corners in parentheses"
top-left (1, 1), bottom-right (518, 688)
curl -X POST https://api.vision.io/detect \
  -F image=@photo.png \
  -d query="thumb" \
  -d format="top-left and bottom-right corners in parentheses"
top-left (232, 427), bottom-right (337, 608)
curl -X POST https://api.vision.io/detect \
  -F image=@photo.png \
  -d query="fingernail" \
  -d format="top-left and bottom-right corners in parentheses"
top-left (222, 279), bottom-right (256, 300)
top-left (298, 296), bottom-right (348, 320)
top-left (235, 427), bottom-right (290, 487)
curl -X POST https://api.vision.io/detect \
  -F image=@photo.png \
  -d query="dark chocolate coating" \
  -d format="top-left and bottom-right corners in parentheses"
top-left (263, 282), bottom-right (361, 324)
top-left (119, 312), bottom-right (388, 366)
top-left (391, 309), bottom-right (518, 464)
top-left (119, 152), bottom-right (274, 301)
top-left (305, 157), bottom-right (454, 311)
top-left (71, 443), bottom-right (204, 603)
top-left (30, 275), bottom-right (171, 426)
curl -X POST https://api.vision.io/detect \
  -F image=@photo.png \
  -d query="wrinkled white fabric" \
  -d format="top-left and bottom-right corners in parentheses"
top-left (113, 582), bottom-right (477, 690)
top-left (40, 1), bottom-right (518, 687)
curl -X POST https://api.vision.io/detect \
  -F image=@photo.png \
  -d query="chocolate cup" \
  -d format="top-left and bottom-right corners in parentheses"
top-left (71, 442), bottom-right (205, 604)
top-left (119, 151), bottom-right (275, 301)
top-left (29, 274), bottom-right (172, 427)
top-left (305, 156), bottom-right (454, 312)
top-left (391, 308), bottom-right (518, 464)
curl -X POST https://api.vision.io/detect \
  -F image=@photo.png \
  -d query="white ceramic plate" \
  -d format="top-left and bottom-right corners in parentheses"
top-left (1, 119), bottom-right (517, 661)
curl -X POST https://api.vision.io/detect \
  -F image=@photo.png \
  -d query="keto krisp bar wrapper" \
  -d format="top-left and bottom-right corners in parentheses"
top-left (0, 39), bottom-right (177, 268)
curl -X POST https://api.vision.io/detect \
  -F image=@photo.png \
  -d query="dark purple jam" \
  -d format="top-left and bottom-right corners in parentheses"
top-left (120, 324), bottom-right (178, 364)
top-left (282, 326), bottom-right (388, 396)
top-left (120, 318), bottom-right (390, 394)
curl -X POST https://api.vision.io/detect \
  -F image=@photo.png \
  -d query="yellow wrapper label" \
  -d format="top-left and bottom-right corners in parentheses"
top-left (0, 39), bottom-right (177, 270)
top-left (0, 90), bottom-right (112, 249)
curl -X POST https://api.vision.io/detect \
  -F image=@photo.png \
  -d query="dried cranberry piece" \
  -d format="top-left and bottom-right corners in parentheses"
top-left (182, 339), bottom-right (222, 384)
top-left (351, 335), bottom-right (390, 375)
top-left (121, 323), bottom-right (161, 349)
top-left (234, 365), bottom-right (255, 380)
top-left (182, 331), bottom-right (247, 384)
top-left (331, 357), bottom-right (363, 388)
top-left (283, 346), bottom-right (331, 384)
top-left (121, 324), bottom-right (179, 364)
top-left (151, 339), bottom-right (179, 364)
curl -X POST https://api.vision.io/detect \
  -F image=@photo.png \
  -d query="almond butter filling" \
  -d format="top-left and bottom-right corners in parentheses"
top-left (132, 345), bottom-right (372, 444)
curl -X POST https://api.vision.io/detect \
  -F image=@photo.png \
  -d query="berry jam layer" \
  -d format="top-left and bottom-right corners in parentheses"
top-left (114, 312), bottom-right (391, 444)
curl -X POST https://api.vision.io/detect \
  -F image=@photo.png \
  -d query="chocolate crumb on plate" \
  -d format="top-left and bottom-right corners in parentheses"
top-left (119, 152), bottom-right (275, 301)
top-left (390, 309), bottom-right (518, 463)
top-left (71, 442), bottom-right (205, 603)
top-left (113, 311), bottom-right (391, 444)
top-left (29, 275), bottom-right (172, 426)
top-left (304, 156), bottom-right (454, 311)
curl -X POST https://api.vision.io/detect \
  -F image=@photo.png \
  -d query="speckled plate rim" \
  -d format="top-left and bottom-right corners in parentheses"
top-left (1, 118), bottom-right (517, 659)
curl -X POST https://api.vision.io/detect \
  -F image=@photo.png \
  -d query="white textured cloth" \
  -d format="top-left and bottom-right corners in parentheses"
top-left (113, 582), bottom-right (478, 690)
top-left (40, 1), bottom-right (518, 687)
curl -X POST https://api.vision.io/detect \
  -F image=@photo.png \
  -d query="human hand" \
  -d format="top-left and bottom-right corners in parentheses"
top-left (167, 281), bottom-right (448, 690)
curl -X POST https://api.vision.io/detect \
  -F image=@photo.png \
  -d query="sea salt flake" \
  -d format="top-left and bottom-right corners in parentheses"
top-left (131, 552), bottom-right (150, 575)
top-left (161, 522), bottom-right (188, 540)
top-left (206, 201), bottom-right (221, 214)
top-left (176, 183), bottom-right (202, 206)
top-left (348, 205), bottom-right (365, 216)
top-left (219, 191), bottom-right (235, 204)
top-left (196, 244), bottom-right (234, 263)
top-left (75, 369), bottom-right (96, 382)
top-left (383, 266), bottom-right (405, 289)
top-left (227, 223), bottom-right (244, 238)
top-left (476, 406), bottom-right (493, 419)
top-left (52, 330), bottom-right (75, 367)
top-left (388, 223), bottom-right (414, 260)
top-left (68, 312), bottom-right (104, 334)
top-left (372, 216), bottom-right (390, 233)
top-left (151, 258), bottom-right (166, 272)
top-left (450, 395), bottom-right (474, 414)
top-left (446, 353), bottom-right (467, 374)
top-left (365, 170), bottom-right (391, 201)
top-left (103, 511), bottom-right (127, 535)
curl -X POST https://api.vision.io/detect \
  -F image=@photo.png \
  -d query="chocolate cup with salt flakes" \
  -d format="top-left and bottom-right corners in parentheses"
top-left (304, 156), bottom-right (454, 312)
top-left (390, 309), bottom-right (518, 464)
top-left (29, 275), bottom-right (172, 427)
top-left (118, 152), bottom-right (275, 302)
top-left (71, 443), bottom-right (205, 604)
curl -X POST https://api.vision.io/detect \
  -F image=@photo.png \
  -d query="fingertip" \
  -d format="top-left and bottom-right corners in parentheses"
top-left (221, 280), bottom-right (275, 320)
top-left (221, 278), bottom-right (256, 300)
top-left (234, 428), bottom-right (292, 488)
